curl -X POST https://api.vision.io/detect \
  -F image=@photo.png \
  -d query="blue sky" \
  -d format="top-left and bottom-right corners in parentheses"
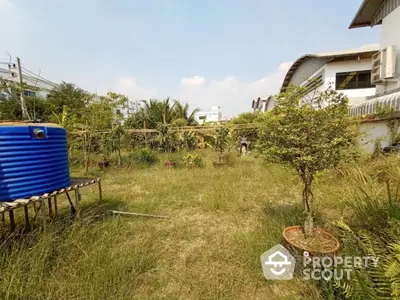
top-left (0, 0), bottom-right (379, 117)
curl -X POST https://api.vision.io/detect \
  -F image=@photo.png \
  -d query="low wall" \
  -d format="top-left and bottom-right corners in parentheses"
top-left (358, 119), bottom-right (391, 153)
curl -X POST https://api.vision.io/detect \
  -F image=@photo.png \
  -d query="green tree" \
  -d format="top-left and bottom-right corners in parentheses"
top-left (0, 78), bottom-right (46, 120)
top-left (45, 82), bottom-right (92, 122)
top-left (125, 98), bottom-right (199, 129)
top-left (172, 101), bottom-right (199, 126)
top-left (230, 111), bottom-right (268, 147)
top-left (257, 86), bottom-right (359, 237)
top-left (215, 126), bottom-right (230, 162)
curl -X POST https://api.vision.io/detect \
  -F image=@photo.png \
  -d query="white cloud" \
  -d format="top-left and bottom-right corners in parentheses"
top-left (173, 61), bottom-right (293, 118)
top-left (113, 61), bottom-right (293, 118)
top-left (112, 62), bottom-right (292, 118)
top-left (278, 61), bottom-right (293, 72)
top-left (116, 77), bottom-right (158, 101)
top-left (180, 76), bottom-right (205, 86)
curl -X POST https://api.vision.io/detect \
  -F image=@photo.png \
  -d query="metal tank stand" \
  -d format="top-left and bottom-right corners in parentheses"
top-left (0, 178), bottom-right (102, 232)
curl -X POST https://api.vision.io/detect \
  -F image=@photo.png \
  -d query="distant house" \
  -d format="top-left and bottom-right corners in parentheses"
top-left (251, 96), bottom-right (275, 112)
top-left (0, 67), bottom-right (58, 98)
top-left (194, 106), bottom-right (221, 124)
top-left (281, 47), bottom-right (379, 106)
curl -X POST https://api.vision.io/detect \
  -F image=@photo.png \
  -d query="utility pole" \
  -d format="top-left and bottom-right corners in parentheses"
top-left (16, 57), bottom-right (30, 120)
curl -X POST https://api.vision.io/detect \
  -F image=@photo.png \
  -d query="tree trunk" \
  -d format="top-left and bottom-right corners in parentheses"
top-left (84, 130), bottom-right (89, 174)
top-left (303, 181), bottom-right (314, 237)
top-left (117, 135), bottom-right (121, 167)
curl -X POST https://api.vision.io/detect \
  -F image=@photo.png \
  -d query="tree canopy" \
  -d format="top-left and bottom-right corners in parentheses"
top-left (257, 85), bottom-right (359, 236)
top-left (125, 98), bottom-right (199, 129)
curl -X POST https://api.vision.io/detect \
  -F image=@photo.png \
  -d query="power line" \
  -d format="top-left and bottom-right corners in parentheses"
top-left (22, 72), bottom-right (57, 89)
top-left (21, 67), bottom-right (58, 87)
top-left (1, 52), bottom-right (57, 87)
top-left (16, 57), bottom-right (30, 119)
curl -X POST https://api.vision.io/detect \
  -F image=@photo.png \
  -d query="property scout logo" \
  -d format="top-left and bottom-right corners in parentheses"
top-left (260, 244), bottom-right (379, 281)
top-left (260, 244), bottom-right (296, 280)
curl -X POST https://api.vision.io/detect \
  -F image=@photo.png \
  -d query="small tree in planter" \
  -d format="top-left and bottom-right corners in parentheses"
top-left (257, 85), bottom-right (359, 252)
top-left (213, 126), bottom-right (230, 167)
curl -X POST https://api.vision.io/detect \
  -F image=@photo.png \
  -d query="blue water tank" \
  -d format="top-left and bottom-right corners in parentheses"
top-left (0, 123), bottom-right (71, 202)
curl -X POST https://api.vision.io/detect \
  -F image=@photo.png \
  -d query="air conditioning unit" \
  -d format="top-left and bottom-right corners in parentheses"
top-left (371, 45), bottom-right (397, 84)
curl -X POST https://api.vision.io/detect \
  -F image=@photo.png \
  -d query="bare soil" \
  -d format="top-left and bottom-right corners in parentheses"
top-left (284, 227), bottom-right (339, 253)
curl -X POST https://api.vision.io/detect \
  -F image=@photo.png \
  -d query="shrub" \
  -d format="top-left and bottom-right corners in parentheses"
top-left (257, 86), bottom-right (359, 237)
top-left (181, 154), bottom-right (204, 168)
top-left (125, 148), bottom-right (159, 168)
top-left (214, 127), bottom-right (231, 163)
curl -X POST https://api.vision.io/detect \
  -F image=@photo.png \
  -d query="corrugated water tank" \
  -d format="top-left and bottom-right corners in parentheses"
top-left (0, 122), bottom-right (70, 202)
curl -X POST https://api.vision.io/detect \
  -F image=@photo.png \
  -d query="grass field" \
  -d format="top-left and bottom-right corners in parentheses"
top-left (0, 150), bottom-right (390, 300)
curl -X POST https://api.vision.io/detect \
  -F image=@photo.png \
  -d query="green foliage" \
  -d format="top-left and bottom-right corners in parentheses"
top-left (46, 82), bottom-right (92, 122)
top-left (214, 126), bottom-right (230, 162)
top-left (347, 181), bottom-right (400, 232)
top-left (257, 85), bottom-right (359, 235)
top-left (156, 123), bottom-right (173, 152)
top-left (125, 148), bottom-right (160, 168)
top-left (0, 95), bottom-right (47, 120)
top-left (230, 111), bottom-right (268, 145)
top-left (373, 138), bottom-right (385, 158)
top-left (324, 165), bottom-right (400, 300)
top-left (375, 104), bottom-right (400, 146)
top-left (0, 78), bottom-right (47, 120)
top-left (181, 153), bottom-right (204, 168)
top-left (332, 218), bottom-right (398, 300)
top-left (258, 85), bottom-right (359, 174)
top-left (125, 98), bottom-right (199, 129)
top-left (182, 131), bottom-right (198, 150)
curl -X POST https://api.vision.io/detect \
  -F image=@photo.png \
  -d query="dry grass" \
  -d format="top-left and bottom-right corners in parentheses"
top-left (1, 149), bottom-right (377, 300)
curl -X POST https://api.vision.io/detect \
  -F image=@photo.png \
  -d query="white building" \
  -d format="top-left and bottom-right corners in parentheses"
top-left (252, 96), bottom-right (275, 112)
top-left (194, 106), bottom-right (221, 124)
top-left (281, 47), bottom-right (379, 106)
top-left (0, 67), bottom-right (58, 98)
top-left (347, 0), bottom-right (400, 153)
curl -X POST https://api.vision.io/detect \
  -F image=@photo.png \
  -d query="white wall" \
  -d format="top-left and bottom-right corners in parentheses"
top-left (298, 59), bottom-right (376, 105)
top-left (378, 5), bottom-right (400, 94)
top-left (194, 107), bottom-right (221, 124)
top-left (323, 60), bottom-right (376, 105)
top-left (358, 120), bottom-right (391, 154)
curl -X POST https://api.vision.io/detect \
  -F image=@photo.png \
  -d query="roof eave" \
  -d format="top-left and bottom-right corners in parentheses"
top-left (349, 20), bottom-right (382, 29)
top-left (348, 0), bottom-right (385, 29)
top-left (349, 22), bottom-right (372, 29)
top-left (349, 0), bottom-right (370, 29)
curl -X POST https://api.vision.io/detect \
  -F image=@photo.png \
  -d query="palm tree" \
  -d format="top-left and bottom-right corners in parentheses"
top-left (125, 98), bottom-right (199, 129)
top-left (173, 100), bottom-right (200, 126)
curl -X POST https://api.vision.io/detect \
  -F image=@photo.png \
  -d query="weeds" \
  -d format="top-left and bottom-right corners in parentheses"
top-left (5, 151), bottom-right (400, 299)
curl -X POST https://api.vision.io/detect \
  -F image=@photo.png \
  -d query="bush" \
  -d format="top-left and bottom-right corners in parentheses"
top-left (125, 148), bottom-right (159, 168)
top-left (181, 154), bottom-right (204, 168)
top-left (325, 168), bottom-right (400, 299)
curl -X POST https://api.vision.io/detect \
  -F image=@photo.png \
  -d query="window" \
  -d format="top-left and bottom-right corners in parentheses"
top-left (335, 70), bottom-right (375, 90)
top-left (199, 116), bottom-right (206, 120)
top-left (23, 90), bottom-right (36, 97)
